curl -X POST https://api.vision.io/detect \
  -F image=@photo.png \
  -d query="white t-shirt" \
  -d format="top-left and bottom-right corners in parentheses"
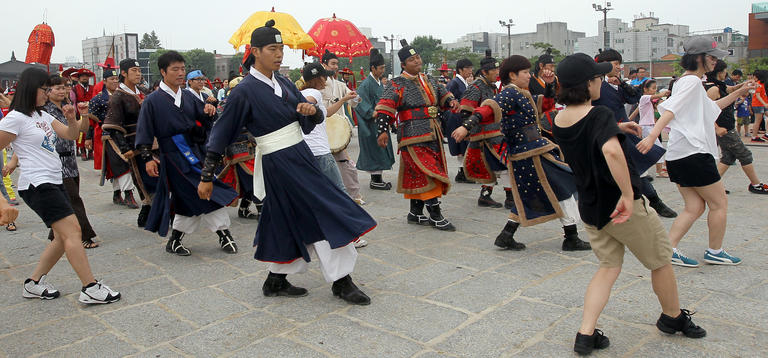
top-left (657, 75), bottom-right (721, 161)
top-left (299, 88), bottom-right (331, 156)
top-left (0, 110), bottom-right (63, 189)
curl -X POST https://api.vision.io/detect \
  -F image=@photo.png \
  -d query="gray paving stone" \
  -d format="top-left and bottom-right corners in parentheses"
top-left (293, 315), bottom-right (423, 358)
top-left (100, 303), bottom-right (195, 347)
top-left (743, 280), bottom-right (768, 302)
top-left (170, 311), bottom-right (292, 356)
top-left (346, 293), bottom-right (468, 342)
top-left (266, 287), bottom-right (349, 321)
top-left (38, 332), bottom-right (139, 358)
top-left (600, 278), bottom-right (711, 325)
top-left (436, 298), bottom-right (569, 357)
top-left (230, 337), bottom-right (329, 358)
top-left (80, 276), bottom-right (183, 314)
top-left (521, 263), bottom-right (638, 308)
top-left (696, 293), bottom-right (768, 330)
top-left (167, 261), bottom-right (243, 290)
top-left (509, 340), bottom-right (572, 358)
top-left (0, 315), bottom-right (107, 357)
top-left (412, 351), bottom-right (462, 358)
top-left (159, 287), bottom-right (249, 326)
top-left (544, 312), bottom-right (656, 355)
top-left (357, 242), bottom-right (436, 270)
top-left (492, 251), bottom-right (582, 280)
top-left (0, 298), bottom-right (81, 335)
top-left (415, 244), bottom-right (511, 271)
top-left (369, 261), bottom-right (477, 297)
top-left (126, 345), bottom-right (187, 358)
top-left (629, 338), bottom-right (720, 358)
top-left (426, 272), bottom-right (525, 313)
top-left (688, 316), bottom-right (768, 356)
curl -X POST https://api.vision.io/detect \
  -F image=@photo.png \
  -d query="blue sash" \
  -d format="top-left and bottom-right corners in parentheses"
top-left (171, 134), bottom-right (201, 174)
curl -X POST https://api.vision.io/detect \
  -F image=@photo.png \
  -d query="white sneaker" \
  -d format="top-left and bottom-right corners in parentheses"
top-left (353, 238), bottom-right (368, 248)
top-left (23, 275), bottom-right (60, 300)
top-left (78, 281), bottom-right (121, 304)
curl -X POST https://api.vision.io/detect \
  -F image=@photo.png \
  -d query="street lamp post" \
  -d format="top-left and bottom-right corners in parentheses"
top-left (592, 2), bottom-right (613, 50)
top-left (383, 34), bottom-right (398, 76)
top-left (499, 19), bottom-right (514, 57)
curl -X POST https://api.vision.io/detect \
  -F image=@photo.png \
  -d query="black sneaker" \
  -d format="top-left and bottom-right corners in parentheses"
top-left (656, 309), bottom-right (707, 338)
top-left (216, 230), bottom-right (238, 254)
top-left (574, 329), bottom-right (610, 355)
top-left (748, 183), bottom-right (768, 194)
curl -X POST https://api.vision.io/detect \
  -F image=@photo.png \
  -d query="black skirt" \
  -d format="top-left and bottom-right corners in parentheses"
top-left (666, 153), bottom-right (721, 187)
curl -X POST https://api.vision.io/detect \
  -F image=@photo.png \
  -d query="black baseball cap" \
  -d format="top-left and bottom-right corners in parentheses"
top-left (556, 53), bottom-right (613, 87)
top-left (302, 62), bottom-right (332, 81)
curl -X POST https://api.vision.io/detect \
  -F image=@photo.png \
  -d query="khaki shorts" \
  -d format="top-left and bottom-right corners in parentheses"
top-left (584, 199), bottom-right (672, 270)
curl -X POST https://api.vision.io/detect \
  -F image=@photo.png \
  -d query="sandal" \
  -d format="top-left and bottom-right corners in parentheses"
top-left (82, 238), bottom-right (100, 249)
top-left (6, 222), bottom-right (16, 231)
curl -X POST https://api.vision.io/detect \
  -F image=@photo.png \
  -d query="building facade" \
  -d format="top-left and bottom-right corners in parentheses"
top-left (748, 2), bottom-right (768, 58)
top-left (82, 33), bottom-right (139, 80)
top-left (443, 22), bottom-right (585, 59)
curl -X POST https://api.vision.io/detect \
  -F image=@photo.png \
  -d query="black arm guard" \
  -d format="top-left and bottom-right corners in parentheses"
top-left (200, 151), bottom-right (224, 183)
top-left (137, 144), bottom-right (153, 161)
top-left (375, 113), bottom-right (390, 136)
top-left (619, 81), bottom-right (637, 98)
top-left (544, 82), bottom-right (556, 98)
top-left (460, 110), bottom-right (480, 131)
top-left (308, 104), bottom-right (324, 124)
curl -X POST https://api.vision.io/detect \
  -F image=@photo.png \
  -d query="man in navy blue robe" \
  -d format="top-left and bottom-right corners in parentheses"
top-left (445, 59), bottom-right (474, 183)
top-left (198, 21), bottom-right (376, 306)
top-left (135, 51), bottom-right (239, 256)
top-left (592, 49), bottom-right (677, 219)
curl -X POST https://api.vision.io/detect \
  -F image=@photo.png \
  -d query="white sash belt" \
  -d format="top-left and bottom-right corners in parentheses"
top-left (253, 122), bottom-right (304, 200)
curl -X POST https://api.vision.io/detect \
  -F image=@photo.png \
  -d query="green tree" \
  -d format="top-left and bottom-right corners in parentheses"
top-left (229, 52), bottom-right (245, 77)
top-left (147, 49), bottom-right (169, 74)
top-left (287, 68), bottom-right (302, 83)
top-left (183, 49), bottom-right (216, 79)
top-left (746, 57), bottom-right (768, 73)
top-left (411, 36), bottom-right (443, 72)
top-left (139, 31), bottom-right (162, 49)
top-left (443, 47), bottom-right (484, 72)
top-left (528, 43), bottom-right (565, 66)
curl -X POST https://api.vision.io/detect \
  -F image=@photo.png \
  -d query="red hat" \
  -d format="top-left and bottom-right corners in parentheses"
top-left (61, 67), bottom-right (78, 78)
top-left (213, 77), bottom-right (223, 84)
top-left (339, 67), bottom-right (354, 75)
top-left (75, 68), bottom-right (96, 78)
top-left (438, 63), bottom-right (450, 72)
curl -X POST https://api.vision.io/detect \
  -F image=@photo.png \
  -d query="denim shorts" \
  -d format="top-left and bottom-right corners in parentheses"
top-left (315, 153), bottom-right (346, 193)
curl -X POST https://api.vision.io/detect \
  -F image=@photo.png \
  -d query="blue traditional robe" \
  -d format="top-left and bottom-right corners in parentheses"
top-left (207, 72), bottom-right (377, 264)
top-left (354, 75), bottom-right (394, 172)
top-left (445, 76), bottom-right (469, 156)
top-left (135, 89), bottom-right (237, 237)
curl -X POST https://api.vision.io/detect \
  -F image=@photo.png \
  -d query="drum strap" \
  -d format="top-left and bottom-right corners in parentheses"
top-left (252, 122), bottom-right (304, 200)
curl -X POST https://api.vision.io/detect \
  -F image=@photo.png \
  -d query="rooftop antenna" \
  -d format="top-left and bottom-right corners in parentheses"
top-left (42, 8), bottom-right (47, 23)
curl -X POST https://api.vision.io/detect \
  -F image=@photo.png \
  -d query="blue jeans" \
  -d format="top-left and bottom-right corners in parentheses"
top-left (315, 153), bottom-right (347, 193)
top-left (0, 150), bottom-right (10, 201)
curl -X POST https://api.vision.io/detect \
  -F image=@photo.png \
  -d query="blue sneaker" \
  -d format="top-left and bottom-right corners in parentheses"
top-left (703, 250), bottom-right (742, 265)
top-left (671, 250), bottom-right (700, 267)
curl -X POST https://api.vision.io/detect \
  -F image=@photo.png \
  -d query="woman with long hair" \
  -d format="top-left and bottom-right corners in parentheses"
top-left (0, 68), bottom-right (120, 304)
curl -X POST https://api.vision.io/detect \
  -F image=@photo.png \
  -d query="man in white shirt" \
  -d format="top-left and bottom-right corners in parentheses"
top-left (319, 50), bottom-right (365, 205)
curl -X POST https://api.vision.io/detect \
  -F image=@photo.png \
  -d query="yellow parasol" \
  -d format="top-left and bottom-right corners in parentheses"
top-left (228, 7), bottom-right (316, 51)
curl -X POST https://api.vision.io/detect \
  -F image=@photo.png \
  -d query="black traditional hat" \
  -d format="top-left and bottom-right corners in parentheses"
top-left (322, 49), bottom-right (338, 64)
top-left (250, 19), bottom-right (283, 48)
top-left (103, 67), bottom-right (119, 79)
top-left (480, 49), bottom-right (499, 72)
top-left (537, 48), bottom-right (555, 65)
top-left (398, 39), bottom-right (418, 63)
top-left (369, 48), bottom-right (385, 68)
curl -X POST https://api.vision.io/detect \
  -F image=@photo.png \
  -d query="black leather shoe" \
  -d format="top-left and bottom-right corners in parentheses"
top-left (113, 191), bottom-right (123, 205)
top-left (262, 274), bottom-right (308, 297)
top-left (332, 275), bottom-right (370, 305)
top-left (166, 230), bottom-right (191, 256)
top-left (478, 186), bottom-right (503, 208)
top-left (574, 329), bottom-right (610, 355)
top-left (504, 190), bottom-right (514, 210)
top-left (494, 222), bottom-right (525, 250)
top-left (425, 202), bottom-right (456, 232)
top-left (238, 207), bottom-right (259, 219)
top-left (216, 230), bottom-right (238, 254)
top-left (407, 212), bottom-right (431, 226)
top-left (562, 226), bottom-right (591, 251)
top-left (650, 200), bottom-right (677, 218)
top-left (370, 181), bottom-right (392, 190)
top-left (137, 205), bottom-right (150, 227)
top-left (454, 168), bottom-right (473, 184)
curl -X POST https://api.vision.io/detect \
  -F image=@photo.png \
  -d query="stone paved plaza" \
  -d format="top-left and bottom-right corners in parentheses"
top-left (1, 135), bottom-right (767, 358)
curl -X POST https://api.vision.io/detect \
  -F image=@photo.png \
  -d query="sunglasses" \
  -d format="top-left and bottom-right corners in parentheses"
top-left (39, 87), bottom-right (51, 93)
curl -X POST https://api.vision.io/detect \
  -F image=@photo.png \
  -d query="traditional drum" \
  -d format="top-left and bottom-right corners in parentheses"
top-left (326, 112), bottom-right (353, 153)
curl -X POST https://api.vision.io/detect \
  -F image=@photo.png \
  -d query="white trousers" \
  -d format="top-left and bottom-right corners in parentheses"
top-left (112, 173), bottom-right (135, 192)
top-left (509, 195), bottom-right (579, 227)
top-left (172, 207), bottom-right (230, 234)
top-left (268, 240), bottom-right (358, 283)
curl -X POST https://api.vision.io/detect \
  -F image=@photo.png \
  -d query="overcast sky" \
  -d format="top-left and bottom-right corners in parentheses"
top-left (2, 0), bottom-right (754, 68)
